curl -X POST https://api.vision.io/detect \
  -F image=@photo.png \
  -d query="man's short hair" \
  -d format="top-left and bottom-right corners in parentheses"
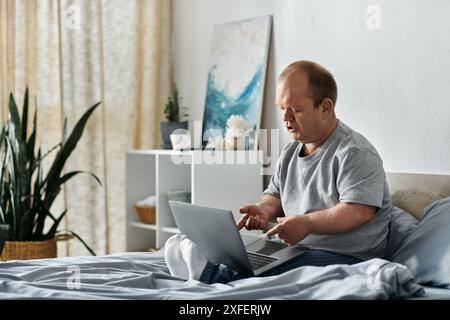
top-left (279, 60), bottom-right (338, 108)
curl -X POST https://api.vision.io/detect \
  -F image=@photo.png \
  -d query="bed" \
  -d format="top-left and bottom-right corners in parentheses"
top-left (0, 172), bottom-right (449, 300)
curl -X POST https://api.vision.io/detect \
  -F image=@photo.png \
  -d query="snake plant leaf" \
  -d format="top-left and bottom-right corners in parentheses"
top-left (21, 88), bottom-right (29, 142)
top-left (43, 102), bottom-right (101, 209)
top-left (6, 95), bottom-right (30, 236)
top-left (8, 94), bottom-right (22, 140)
top-left (4, 136), bottom-right (18, 238)
top-left (0, 224), bottom-right (10, 255)
top-left (0, 128), bottom-right (4, 149)
top-left (0, 134), bottom-right (6, 220)
top-left (6, 186), bottom-right (15, 233)
top-left (1, 178), bottom-right (11, 225)
top-left (5, 129), bottom-right (29, 239)
top-left (39, 143), bottom-right (62, 163)
top-left (0, 196), bottom-right (8, 225)
top-left (23, 112), bottom-right (37, 236)
top-left (43, 171), bottom-right (102, 212)
top-left (0, 203), bottom-right (4, 224)
top-left (8, 95), bottom-right (28, 177)
top-left (59, 170), bottom-right (102, 187)
top-left (26, 109), bottom-right (37, 176)
top-left (41, 186), bottom-right (61, 218)
top-left (32, 147), bottom-right (43, 207)
top-left (30, 201), bottom-right (57, 241)
top-left (21, 91), bottom-right (33, 231)
top-left (18, 209), bottom-right (32, 240)
top-left (64, 229), bottom-right (96, 256)
top-left (32, 201), bottom-right (52, 240)
top-left (45, 208), bottom-right (68, 239)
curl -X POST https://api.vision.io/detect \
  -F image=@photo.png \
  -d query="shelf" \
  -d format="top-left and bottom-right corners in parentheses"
top-left (129, 222), bottom-right (179, 234)
top-left (129, 222), bottom-right (157, 231)
top-left (127, 149), bottom-right (193, 156)
top-left (161, 226), bottom-right (180, 234)
top-left (126, 150), bottom-right (263, 251)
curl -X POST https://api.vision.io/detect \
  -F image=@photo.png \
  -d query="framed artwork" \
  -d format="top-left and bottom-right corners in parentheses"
top-left (201, 15), bottom-right (272, 150)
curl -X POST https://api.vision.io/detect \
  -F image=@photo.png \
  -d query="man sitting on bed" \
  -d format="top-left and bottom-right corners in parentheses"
top-left (164, 60), bottom-right (392, 284)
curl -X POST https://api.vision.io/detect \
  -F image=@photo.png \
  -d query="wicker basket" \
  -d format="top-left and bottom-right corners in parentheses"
top-left (0, 238), bottom-right (57, 261)
top-left (0, 234), bottom-right (74, 261)
top-left (134, 204), bottom-right (156, 224)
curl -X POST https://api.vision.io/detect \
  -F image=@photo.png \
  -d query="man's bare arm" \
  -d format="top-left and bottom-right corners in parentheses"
top-left (255, 194), bottom-right (284, 221)
top-left (267, 202), bottom-right (376, 245)
top-left (304, 202), bottom-right (376, 234)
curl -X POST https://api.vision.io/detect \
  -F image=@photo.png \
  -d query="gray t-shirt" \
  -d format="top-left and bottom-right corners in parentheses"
top-left (263, 120), bottom-right (391, 260)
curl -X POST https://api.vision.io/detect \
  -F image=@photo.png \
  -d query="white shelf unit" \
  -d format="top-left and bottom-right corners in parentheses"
top-left (126, 149), bottom-right (263, 251)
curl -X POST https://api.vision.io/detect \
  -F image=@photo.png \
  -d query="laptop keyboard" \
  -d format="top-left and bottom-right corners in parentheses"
top-left (247, 252), bottom-right (278, 270)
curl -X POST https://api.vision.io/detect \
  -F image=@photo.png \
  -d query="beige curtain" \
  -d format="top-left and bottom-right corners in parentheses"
top-left (0, 0), bottom-right (171, 256)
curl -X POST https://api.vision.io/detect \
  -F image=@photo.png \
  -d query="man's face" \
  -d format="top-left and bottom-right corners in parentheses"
top-left (275, 72), bottom-right (328, 143)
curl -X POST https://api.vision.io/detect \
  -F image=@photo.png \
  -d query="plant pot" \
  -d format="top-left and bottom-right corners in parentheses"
top-left (160, 121), bottom-right (188, 149)
top-left (0, 234), bottom-right (73, 261)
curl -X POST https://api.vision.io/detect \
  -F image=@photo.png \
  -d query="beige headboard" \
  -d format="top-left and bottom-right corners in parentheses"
top-left (386, 172), bottom-right (450, 220)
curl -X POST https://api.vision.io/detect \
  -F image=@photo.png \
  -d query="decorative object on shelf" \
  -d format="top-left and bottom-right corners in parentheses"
top-left (133, 196), bottom-right (156, 224)
top-left (201, 15), bottom-right (272, 150)
top-left (205, 135), bottom-right (225, 150)
top-left (204, 115), bottom-right (252, 150)
top-left (225, 115), bottom-right (252, 150)
top-left (0, 89), bottom-right (101, 261)
top-left (167, 190), bottom-right (191, 203)
top-left (170, 132), bottom-right (191, 151)
top-left (160, 84), bottom-right (189, 149)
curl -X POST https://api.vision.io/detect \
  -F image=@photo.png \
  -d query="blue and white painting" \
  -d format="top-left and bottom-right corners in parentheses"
top-left (202, 16), bottom-right (272, 149)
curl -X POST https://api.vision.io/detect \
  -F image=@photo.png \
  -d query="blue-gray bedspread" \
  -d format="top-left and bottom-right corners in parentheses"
top-left (0, 251), bottom-right (424, 299)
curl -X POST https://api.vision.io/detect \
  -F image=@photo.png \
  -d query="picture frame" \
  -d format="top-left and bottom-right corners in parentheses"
top-left (201, 15), bottom-right (272, 150)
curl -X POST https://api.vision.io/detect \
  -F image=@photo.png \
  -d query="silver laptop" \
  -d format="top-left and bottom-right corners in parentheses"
top-left (168, 200), bottom-right (308, 276)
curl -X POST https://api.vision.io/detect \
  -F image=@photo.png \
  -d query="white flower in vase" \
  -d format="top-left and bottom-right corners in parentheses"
top-left (225, 115), bottom-right (251, 150)
top-left (226, 115), bottom-right (250, 131)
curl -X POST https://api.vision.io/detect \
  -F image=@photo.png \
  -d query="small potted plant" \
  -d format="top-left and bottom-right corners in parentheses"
top-left (0, 89), bottom-right (101, 260)
top-left (160, 84), bottom-right (189, 149)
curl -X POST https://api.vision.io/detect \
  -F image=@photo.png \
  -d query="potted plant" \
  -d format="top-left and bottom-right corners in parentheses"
top-left (160, 84), bottom-right (189, 149)
top-left (0, 89), bottom-right (101, 260)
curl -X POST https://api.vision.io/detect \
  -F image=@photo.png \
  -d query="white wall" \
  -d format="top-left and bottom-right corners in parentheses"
top-left (173, 0), bottom-right (450, 175)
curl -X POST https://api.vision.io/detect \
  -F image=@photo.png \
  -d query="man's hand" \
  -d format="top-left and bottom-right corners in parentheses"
top-left (237, 204), bottom-right (270, 231)
top-left (266, 215), bottom-right (311, 246)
